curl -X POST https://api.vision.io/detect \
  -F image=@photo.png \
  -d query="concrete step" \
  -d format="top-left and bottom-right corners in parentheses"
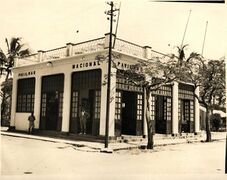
top-left (116, 135), bottom-right (144, 143)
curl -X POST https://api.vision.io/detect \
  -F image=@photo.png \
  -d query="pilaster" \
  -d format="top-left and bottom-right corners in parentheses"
top-left (38, 50), bottom-right (44, 62)
top-left (143, 46), bottom-right (152, 59)
top-left (34, 75), bottom-right (42, 129)
top-left (10, 77), bottom-right (17, 128)
top-left (61, 72), bottom-right (72, 133)
top-left (172, 81), bottom-right (179, 135)
top-left (194, 87), bottom-right (200, 134)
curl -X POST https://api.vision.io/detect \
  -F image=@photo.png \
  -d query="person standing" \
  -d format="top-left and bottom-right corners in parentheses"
top-left (79, 108), bottom-right (89, 134)
top-left (28, 111), bottom-right (35, 134)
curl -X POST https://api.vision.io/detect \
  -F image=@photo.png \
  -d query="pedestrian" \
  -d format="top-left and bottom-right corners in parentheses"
top-left (28, 111), bottom-right (35, 134)
top-left (79, 108), bottom-right (89, 134)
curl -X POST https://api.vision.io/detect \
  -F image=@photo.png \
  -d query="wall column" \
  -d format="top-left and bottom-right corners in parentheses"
top-left (194, 87), bottom-right (200, 134)
top-left (61, 72), bottom-right (72, 133)
top-left (10, 77), bottom-right (17, 129)
top-left (143, 46), bottom-right (152, 59)
top-left (38, 50), bottom-right (44, 62)
top-left (108, 68), bottom-right (116, 137)
top-left (34, 75), bottom-right (42, 129)
top-left (143, 89), bottom-right (148, 137)
top-left (99, 63), bottom-right (116, 137)
top-left (172, 81), bottom-right (179, 135)
top-left (66, 43), bottom-right (73, 56)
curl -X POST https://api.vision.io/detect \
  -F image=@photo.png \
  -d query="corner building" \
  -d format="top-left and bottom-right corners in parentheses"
top-left (10, 33), bottom-right (200, 139)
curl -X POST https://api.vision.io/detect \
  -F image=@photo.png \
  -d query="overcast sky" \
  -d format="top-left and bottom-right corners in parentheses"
top-left (0, 0), bottom-right (226, 59)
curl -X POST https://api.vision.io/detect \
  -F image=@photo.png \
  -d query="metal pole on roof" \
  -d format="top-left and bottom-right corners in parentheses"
top-left (201, 21), bottom-right (208, 56)
top-left (225, 133), bottom-right (227, 173)
top-left (225, 59), bottom-right (227, 174)
top-left (181, 10), bottom-right (191, 48)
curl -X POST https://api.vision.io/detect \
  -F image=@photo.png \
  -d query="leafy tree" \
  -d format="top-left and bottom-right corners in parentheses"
top-left (116, 56), bottom-right (179, 149)
top-left (211, 113), bottom-right (221, 131)
top-left (173, 45), bottom-right (225, 142)
top-left (1, 78), bottom-right (12, 126)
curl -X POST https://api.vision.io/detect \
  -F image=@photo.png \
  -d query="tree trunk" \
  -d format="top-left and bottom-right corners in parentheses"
top-left (147, 120), bottom-right (154, 149)
top-left (1, 74), bottom-right (10, 126)
top-left (145, 88), bottom-right (154, 149)
top-left (1, 91), bottom-right (6, 126)
top-left (205, 108), bottom-right (212, 142)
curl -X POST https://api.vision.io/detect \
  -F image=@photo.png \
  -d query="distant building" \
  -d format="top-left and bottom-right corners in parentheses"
top-left (10, 33), bottom-right (200, 139)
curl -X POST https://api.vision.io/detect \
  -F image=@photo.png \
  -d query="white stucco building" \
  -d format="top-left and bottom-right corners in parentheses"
top-left (10, 33), bottom-right (200, 139)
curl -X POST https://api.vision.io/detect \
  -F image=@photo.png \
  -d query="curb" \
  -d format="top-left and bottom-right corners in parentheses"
top-left (1, 132), bottom-right (102, 152)
top-left (1, 131), bottom-right (226, 152)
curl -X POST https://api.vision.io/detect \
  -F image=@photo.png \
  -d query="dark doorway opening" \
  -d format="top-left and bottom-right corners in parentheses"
top-left (46, 92), bottom-right (59, 130)
top-left (70, 70), bottom-right (101, 135)
top-left (180, 100), bottom-right (191, 133)
top-left (39, 74), bottom-right (64, 131)
top-left (121, 91), bottom-right (137, 135)
top-left (155, 96), bottom-right (167, 134)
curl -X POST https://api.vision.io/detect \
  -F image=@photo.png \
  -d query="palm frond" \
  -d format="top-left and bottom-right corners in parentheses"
top-left (10, 37), bottom-right (21, 54)
top-left (18, 48), bottom-right (30, 57)
top-left (186, 52), bottom-right (200, 63)
top-left (5, 38), bottom-right (10, 54)
top-left (0, 49), bottom-right (7, 63)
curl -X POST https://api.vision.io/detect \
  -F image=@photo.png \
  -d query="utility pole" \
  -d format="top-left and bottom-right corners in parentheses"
top-left (104, 1), bottom-right (119, 149)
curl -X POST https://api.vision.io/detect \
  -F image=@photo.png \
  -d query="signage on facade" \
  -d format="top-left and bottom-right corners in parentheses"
top-left (18, 71), bottom-right (36, 77)
top-left (72, 61), bottom-right (101, 69)
top-left (116, 61), bottom-right (141, 71)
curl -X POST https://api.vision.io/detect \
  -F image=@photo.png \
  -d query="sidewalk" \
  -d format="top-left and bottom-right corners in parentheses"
top-left (1, 127), bottom-right (226, 153)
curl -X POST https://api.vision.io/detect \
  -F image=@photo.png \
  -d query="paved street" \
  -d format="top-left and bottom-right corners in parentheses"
top-left (1, 135), bottom-right (227, 179)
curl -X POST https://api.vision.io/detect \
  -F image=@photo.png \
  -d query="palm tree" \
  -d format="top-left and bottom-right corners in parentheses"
top-left (3, 37), bottom-right (30, 80)
top-left (0, 48), bottom-right (7, 75)
top-left (0, 37), bottom-right (30, 126)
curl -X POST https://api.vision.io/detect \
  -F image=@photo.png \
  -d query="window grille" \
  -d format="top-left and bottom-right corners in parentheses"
top-left (166, 97), bottom-right (172, 121)
top-left (16, 78), bottom-right (35, 112)
top-left (151, 85), bottom-right (172, 97)
top-left (72, 69), bottom-right (101, 90)
top-left (71, 91), bottom-right (79, 118)
top-left (150, 95), bottom-right (155, 121)
top-left (137, 94), bottom-right (143, 121)
top-left (115, 91), bottom-right (122, 120)
top-left (41, 94), bottom-right (47, 117)
top-left (94, 90), bottom-right (101, 119)
top-left (58, 92), bottom-right (63, 117)
top-left (190, 100), bottom-right (194, 122)
top-left (179, 83), bottom-right (194, 100)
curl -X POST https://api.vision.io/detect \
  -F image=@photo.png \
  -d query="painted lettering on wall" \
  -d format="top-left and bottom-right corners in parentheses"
top-left (72, 61), bottom-right (101, 69)
top-left (116, 61), bottom-right (141, 71)
top-left (116, 62), bottom-right (132, 69)
top-left (18, 71), bottom-right (36, 77)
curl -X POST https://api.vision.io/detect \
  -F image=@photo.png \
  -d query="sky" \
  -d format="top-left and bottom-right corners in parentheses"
top-left (0, 0), bottom-right (226, 59)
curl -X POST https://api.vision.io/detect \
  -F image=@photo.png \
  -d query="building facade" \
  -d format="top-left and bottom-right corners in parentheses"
top-left (10, 33), bottom-right (200, 139)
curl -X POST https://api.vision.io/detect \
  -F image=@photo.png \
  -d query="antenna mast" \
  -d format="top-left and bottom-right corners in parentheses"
top-left (201, 21), bottom-right (208, 56)
top-left (181, 10), bottom-right (192, 47)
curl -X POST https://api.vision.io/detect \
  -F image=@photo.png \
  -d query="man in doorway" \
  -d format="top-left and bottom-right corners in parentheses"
top-left (28, 111), bottom-right (35, 134)
top-left (79, 107), bottom-right (89, 134)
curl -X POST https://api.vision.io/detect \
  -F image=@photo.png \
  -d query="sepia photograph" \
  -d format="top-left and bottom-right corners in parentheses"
top-left (0, 0), bottom-right (226, 179)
